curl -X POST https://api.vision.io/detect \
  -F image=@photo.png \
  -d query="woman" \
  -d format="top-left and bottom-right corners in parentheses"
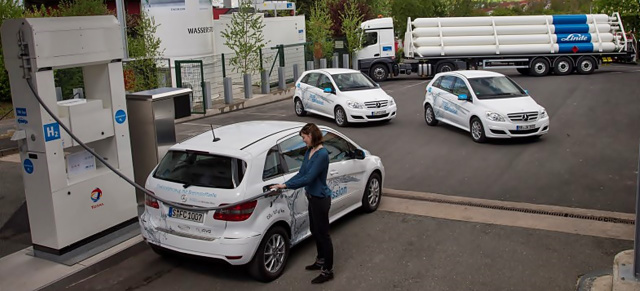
top-left (271, 123), bottom-right (334, 284)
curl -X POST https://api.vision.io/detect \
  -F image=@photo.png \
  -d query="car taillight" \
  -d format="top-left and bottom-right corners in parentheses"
top-left (214, 200), bottom-right (257, 221)
top-left (145, 193), bottom-right (159, 209)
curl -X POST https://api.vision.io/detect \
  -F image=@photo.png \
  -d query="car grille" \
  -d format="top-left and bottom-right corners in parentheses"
top-left (507, 111), bottom-right (538, 122)
top-left (364, 100), bottom-right (388, 109)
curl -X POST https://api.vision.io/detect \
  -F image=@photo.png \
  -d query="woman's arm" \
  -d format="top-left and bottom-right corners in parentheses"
top-left (283, 150), bottom-right (328, 190)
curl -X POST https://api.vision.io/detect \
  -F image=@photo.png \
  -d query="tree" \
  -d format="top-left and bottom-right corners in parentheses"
top-left (391, 0), bottom-right (447, 39)
top-left (0, 0), bottom-right (24, 102)
top-left (328, 0), bottom-right (373, 37)
top-left (593, 0), bottom-right (639, 40)
top-left (125, 11), bottom-right (164, 92)
top-left (306, 0), bottom-right (333, 60)
top-left (370, 0), bottom-right (392, 18)
top-left (340, 0), bottom-right (364, 65)
top-left (221, 0), bottom-right (266, 75)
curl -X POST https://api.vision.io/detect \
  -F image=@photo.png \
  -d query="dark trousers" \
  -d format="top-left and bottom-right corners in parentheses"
top-left (308, 195), bottom-right (333, 271)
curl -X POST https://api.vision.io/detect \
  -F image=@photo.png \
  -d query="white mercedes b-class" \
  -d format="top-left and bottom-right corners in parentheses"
top-left (139, 121), bottom-right (385, 282)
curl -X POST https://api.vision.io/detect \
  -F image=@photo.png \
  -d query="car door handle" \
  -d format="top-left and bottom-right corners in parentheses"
top-left (329, 170), bottom-right (339, 176)
top-left (374, 53), bottom-right (380, 57)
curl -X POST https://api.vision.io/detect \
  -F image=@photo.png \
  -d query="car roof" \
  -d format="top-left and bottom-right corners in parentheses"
top-left (307, 68), bottom-right (360, 75)
top-left (440, 70), bottom-right (505, 79)
top-left (171, 121), bottom-right (307, 158)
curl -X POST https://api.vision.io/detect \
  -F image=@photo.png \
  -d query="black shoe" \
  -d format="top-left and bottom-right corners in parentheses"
top-left (305, 263), bottom-right (322, 271)
top-left (311, 270), bottom-right (334, 284)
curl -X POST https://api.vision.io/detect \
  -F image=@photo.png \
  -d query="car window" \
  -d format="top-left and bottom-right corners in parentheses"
top-left (363, 31), bottom-right (378, 47)
top-left (300, 74), bottom-right (310, 84)
top-left (154, 150), bottom-right (246, 189)
top-left (467, 76), bottom-right (527, 99)
top-left (279, 135), bottom-right (308, 173)
top-left (305, 73), bottom-right (320, 86)
top-left (317, 74), bottom-right (334, 91)
top-left (263, 146), bottom-right (285, 180)
top-left (452, 77), bottom-right (471, 97)
top-left (323, 131), bottom-right (354, 163)
top-left (432, 77), bottom-right (442, 89)
top-left (332, 73), bottom-right (376, 91)
top-left (439, 76), bottom-right (456, 92)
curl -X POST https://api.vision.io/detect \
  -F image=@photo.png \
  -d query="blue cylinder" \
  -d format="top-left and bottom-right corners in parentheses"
top-left (552, 15), bottom-right (588, 25)
top-left (554, 24), bottom-right (590, 34)
top-left (558, 43), bottom-right (594, 53)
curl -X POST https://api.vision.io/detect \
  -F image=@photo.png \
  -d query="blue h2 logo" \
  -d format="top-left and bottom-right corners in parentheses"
top-left (43, 123), bottom-right (61, 142)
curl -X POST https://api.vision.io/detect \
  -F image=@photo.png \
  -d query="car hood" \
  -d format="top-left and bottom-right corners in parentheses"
top-left (339, 88), bottom-right (392, 102)
top-left (479, 96), bottom-right (542, 114)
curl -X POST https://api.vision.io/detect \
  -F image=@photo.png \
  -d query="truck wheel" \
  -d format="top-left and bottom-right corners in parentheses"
top-left (576, 56), bottom-right (596, 75)
top-left (248, 225), bottom-right (290, 282)
top-left (436, 62), bottom-right (456, 73)
top-left (516, 68), bottom-right (530, 75)
top-left (553, 57), bottom-right (574, 75)
top-left (529, 58), bottom-right (550, 77)
top-left (370, 64), bottom-right (388, 82)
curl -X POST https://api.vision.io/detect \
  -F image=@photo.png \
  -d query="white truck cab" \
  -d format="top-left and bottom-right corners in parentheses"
top-left (357, 18), bottom-right (398, 82)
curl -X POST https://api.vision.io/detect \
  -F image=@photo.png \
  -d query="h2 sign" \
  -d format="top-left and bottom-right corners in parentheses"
top-left (43, 123), bottom-right (61, 142)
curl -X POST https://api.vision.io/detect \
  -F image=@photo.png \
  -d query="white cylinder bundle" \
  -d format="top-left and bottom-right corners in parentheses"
top-left (412, 24), bottom-right (613, 37)
top-left (413, 33), bottom-right (617, 46)
top-left (412, 14), bottom-right (611, 27)
top-left (415, 42), bottom-right (617, 56)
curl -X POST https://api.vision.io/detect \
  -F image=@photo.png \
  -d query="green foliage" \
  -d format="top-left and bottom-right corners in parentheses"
top-left (370, 0), bottom-right (392, 17)
top-left (0, 0), bottom-right (24, 102)
top-left (306, 0), bottom-right (333, 60)
top-left (125, 11), bottom-right (164, 92)
top-left (340, 0), bottom-right (364, 58)
top-left (221, 0), bottom-right (267, 75)
top-left (594, 0), bottom-right (639, 40)
top-left (446, 0), bottom-right (485, 17)
top-left (25, 0), bottom-right (111, 17)
top-left (391, 0), bottom-right (447, 38)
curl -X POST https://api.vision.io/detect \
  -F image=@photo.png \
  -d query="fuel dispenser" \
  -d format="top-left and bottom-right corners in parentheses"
top-left (1, 16), bottom-right (138, 263)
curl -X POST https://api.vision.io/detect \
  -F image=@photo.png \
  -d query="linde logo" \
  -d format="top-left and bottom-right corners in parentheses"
top-left (187, 27), bottom-right (214, 34)
top-left (560, 34), bottom-right (588, 42)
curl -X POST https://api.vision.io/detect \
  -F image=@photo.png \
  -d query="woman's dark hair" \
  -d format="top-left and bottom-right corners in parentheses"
top-left (300, 123), bottom-right (323, 148)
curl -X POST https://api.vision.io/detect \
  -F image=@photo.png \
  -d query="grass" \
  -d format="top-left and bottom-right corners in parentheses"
top-left (0, 102), bottom-right (14, 120)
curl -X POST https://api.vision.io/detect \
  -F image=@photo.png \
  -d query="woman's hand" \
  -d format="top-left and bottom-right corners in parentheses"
top-left (270, 184), bottom-right (287, 191)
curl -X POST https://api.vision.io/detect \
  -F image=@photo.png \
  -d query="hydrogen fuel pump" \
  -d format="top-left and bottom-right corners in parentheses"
top-left (1, 16), bottom-right (138, 263)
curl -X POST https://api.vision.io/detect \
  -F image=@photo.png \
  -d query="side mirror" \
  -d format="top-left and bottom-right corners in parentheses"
top-left (458, 94), bottom-right (468, 101)
top-left (524, 90), bottom-right (529, 95)
top-left (353, 149), bottom-right (366, 160)
top-left (324, 87), bottom-right (334, 94)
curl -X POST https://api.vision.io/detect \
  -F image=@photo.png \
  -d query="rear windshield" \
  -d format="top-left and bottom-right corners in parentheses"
top-left (153, 150), bottom-right (247, 189)
top-left (331, 73), bottom-right (377, 91)
top-left (467, 76), bottom-right (527, 99)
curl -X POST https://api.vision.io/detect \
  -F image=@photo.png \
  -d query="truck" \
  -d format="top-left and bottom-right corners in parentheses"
top-left (356, 13), bottom-right (638, 82)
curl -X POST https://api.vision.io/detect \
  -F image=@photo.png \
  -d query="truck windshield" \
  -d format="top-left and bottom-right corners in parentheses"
top-left (332, 73), bottom-right (377, 91)
top-left (153, 150), bottom-right (246, 189)
top-left (467, 77), bottom-right (527, 99)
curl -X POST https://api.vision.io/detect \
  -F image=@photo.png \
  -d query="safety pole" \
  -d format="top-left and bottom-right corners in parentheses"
top-left (634, 141), bottom-right (640, 278)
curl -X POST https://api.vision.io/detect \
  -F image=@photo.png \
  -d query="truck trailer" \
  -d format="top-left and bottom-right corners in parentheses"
top-left (356, 13), bottom-right (638, 82)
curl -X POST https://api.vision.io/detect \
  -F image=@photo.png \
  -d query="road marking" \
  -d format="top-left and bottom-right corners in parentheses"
top-left (245, 112), bottom-right (288, 117)
top-left (380, 188), bottom-right (634, 240)
top-left (386, 80), bottom-right (430, 93)
top-left (179, 123), bottom-right (214, 127)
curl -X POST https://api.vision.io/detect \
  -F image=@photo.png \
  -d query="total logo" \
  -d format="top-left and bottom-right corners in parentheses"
top-left (91, 188), bottom-right (105, 209)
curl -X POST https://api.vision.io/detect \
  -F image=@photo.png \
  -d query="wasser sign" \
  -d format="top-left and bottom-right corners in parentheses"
top-left (144, 0), bottom-right (214, 57)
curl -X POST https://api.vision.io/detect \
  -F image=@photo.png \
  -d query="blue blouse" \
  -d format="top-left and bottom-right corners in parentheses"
top-left (284, 147), bottom-right (332, 198)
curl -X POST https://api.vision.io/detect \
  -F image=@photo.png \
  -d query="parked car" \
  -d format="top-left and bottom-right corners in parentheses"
top-left (293, 68), bottom-right (397, 127)
top-left (423, 70), bottom-right (550, 142)
top-left (139, 121), bottom-right (385, 281)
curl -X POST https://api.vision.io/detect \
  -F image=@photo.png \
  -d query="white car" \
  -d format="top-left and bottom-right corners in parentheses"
top-left (139, 121), bottom-right (385, 282)
top-left (293, 68), bottom-right (397, 127)
top-left (423, 70), bottom-right (550, 143)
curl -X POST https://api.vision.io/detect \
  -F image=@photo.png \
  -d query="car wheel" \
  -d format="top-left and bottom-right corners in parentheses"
top-left (576, 56), bottom-right (596, 74)
top-left (529, 58), bottom-right (550, 77)
top-left (248, 225), bottom-right (290, 282)
top-left (334, 106), bottom-right (348, 127)
top-left (424, 104), bottom-right (438, 126)
top-left (294, 98), bottom-right (306, 116)
top-left (361, 172), bottom-right (382, 213)
top-left (470, 117), bottom-right (487, 143)
top-left (516, 68), bottom-right (530, 75)
top-left (553, 57), bottom-right (574, 75)
top-left (370, 64), bottom-right (388, 82)
top-left (436, 62), bottom-right (456, 73)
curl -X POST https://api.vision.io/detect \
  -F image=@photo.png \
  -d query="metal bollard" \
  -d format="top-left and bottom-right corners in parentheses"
top-left (203, 81), bottom-right (212, 109)
top-left (343, 54), bottom-right (350, 69)
top-left (332, 55), bottom-right (339, 68)
top-left (223, 77), bottom-right (233, 104)
top-left (293, 64), bottom-right (299, 83)
top-left (319, 58), bottom-right (327, 69)
top-left (352, 58), bottom-right (359, 70)
top-left (261, 70), bottom-right (269, 94)
top-left (278, 67), bottom-right (286, 90)
top-left (55, 87), bottom-right (62, 101)
top-left (243, 74), bottom-right (252, 99)
top-left (306, 61), bottom-right (314, 71)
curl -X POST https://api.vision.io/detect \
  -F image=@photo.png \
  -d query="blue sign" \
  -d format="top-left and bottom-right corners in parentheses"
top-left (557, 33), bottom-right (591, 43)
top-left (287, 3), bottom-right (292, 8)
top-left (43, 123), bottom-right (60, 142)
top-left (16, 108), bottom-right (27, 117)
top-left (382, 46), bottom-right (392, 52)
top-left (23, 159), bottom-right (34, 174)
top-left (115, 110), bottom-right (127, 124)
top-left (17, 118), bottom-right (28, 125)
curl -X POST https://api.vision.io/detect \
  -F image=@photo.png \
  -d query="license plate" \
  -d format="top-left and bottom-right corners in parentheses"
top-left (168, 207), bottom-right (204, 223)
top-left (516, 124), bottom-right (536, 130)
top-left (371, 110), bottom-right (386, 116)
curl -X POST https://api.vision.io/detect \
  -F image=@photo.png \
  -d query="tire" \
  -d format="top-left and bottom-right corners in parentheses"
top-left (529, 58), bottom-right (550, 77)
top-left (470, 117), bottom-right (487, 143)
top-left (424, 104), bottom-right (438, 126)
top-left (149, 243), bottom-right (174, 258)
top-left (436, 62), bottom-right (456, 73)
top-left (334, 106), bottom-right (348, 127)
top-left (553, 57), bottom-right (574, 75)
top-left (248, 226), bottom-right (290, 282)
top-left (516, 68), bottom-right (530, 75)
top-left (576, 56), bottom-right (596, 75)
top-left (370, 64), bottom-right (388, 82)
top-left (294, 98), bottom-right (306, 116)
top-left (361, 172), bottom-right (382, 213)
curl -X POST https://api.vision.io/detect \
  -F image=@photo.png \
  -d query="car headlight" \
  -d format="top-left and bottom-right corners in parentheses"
top-left (540, 109), bottom-right (547, 118)
top-left (346, 100), bottom-right (364, 109)
top-left (389, 98), bottom-right (395, 106)
top-left (485, 111), bottom-right (506, 122)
